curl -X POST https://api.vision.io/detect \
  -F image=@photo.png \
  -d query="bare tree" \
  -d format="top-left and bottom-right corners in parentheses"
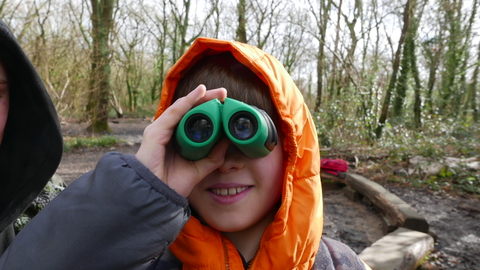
top-left (86, 0), bottom-right (117, 132)
top-left (115, 6), bottom-right (145, 113)
top-left (337, 0), bottom-right (362, 99)
top-left (308, 0), bottom-right (332, 112)
top-left (248, 0), bottom-right (286, 50)
top-left (328, 0), bottom-right (343, 100)
top-left (275, 11), bottom-right (309, 74)
top-left (168, 0), bottom-right (215, 63)
top-left (236, 0), bottom-right (247, 43)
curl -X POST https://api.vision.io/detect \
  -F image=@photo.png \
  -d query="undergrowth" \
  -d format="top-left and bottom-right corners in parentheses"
top-left (64, 135), bottom-right (122, 152)
top-left (313, 110), bottom-right (480, 198)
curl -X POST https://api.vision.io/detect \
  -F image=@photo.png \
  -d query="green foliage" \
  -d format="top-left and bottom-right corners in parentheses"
top-left (415, 166), bottom-right (480, 196)
top-left (14, 215), bottom-right (30, 234)
top-left (312, 105), bottom-right (480, 196)
top-left (64, 136), bottom-right (122, 152)
top-left (311, 98), bottom-right (378, 148)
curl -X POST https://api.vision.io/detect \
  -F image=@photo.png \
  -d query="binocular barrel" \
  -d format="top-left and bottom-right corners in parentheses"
top-left (175, 98), bottom-right (278, 161)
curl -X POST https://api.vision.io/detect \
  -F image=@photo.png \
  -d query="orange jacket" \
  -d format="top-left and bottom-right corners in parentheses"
top-left (155, 38), bottom-right (322, 269)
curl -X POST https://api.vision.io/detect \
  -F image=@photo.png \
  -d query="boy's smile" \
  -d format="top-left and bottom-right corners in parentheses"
top-left (207, 183), bottom-right (252, 204)
top-left (188, 139), bottom-right (284, 233)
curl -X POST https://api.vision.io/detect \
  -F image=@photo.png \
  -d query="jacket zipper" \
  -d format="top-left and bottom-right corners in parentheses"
top-left (246, 248), bottom-right (259, 270)
top-left (221, 236), bottom-right (231, 270)
top-left (221, 236), bottom-right (259, 270)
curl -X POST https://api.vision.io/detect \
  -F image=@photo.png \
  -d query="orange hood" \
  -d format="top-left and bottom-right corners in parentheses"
top-left (155, 38), bottom-right (322, 269)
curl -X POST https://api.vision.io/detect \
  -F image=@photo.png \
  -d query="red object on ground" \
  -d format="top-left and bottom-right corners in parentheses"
top-left (321, 159), bottom-right (348, 176)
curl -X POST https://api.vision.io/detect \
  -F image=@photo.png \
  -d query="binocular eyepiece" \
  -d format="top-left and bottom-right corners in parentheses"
top-left (175, 98), bottom-right (278, 161)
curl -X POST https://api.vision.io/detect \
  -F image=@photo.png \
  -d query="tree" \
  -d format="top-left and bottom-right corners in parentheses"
top-left (438, 0), bottom-right (464, 114)
top-left (308, 0), bottom-right (332, 112)
top-left (421, 20), bottom-right (445, 115)
top-left (458, 0), bottom-right (478, 119)
top-left (116, 7), bottom-right (145, 113)
top-left (328, 0), bottom-right (343, 100)
top-left (86, 0), bottom-right (117, 133)
top-left (235, 0), bottom-right (247, 43)
top-left (338, 0), bottom-right (362, 100)
top-left (392, 0), bottom-right (424, 127)
top-left (168, 0), bottom-right (215, 63)
top-left (470, 43), bottom-right (480, 122)
top-left (375, 0), bottom-right (412, 138)
top-left (249, 0), bottom-right (286, 50)
top-left (141, 0), bottom-right (170, 103)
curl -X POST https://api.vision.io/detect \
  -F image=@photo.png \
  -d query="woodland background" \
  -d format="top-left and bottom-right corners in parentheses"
top-left (1, 0), bottom-right (479, 196)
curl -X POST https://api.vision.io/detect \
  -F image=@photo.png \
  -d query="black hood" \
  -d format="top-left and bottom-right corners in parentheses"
top-left (0, 20), bottom-right (63, 232)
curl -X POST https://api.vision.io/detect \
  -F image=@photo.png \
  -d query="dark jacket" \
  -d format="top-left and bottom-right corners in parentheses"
top-left (0, 153), bottom-right (190, 269)
top-left (0, 20), bottom-right (63, 255)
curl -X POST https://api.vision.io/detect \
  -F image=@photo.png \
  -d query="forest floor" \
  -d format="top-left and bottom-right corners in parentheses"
top-left (56, 117), bottom-right (479, 270)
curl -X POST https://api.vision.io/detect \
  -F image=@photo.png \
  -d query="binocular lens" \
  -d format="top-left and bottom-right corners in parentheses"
top-left (230, 112), bottom-right (257, 140)
top-left (186, 115), bottom-right (213, 142)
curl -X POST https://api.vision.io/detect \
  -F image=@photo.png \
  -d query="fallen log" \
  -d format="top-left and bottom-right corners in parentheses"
top-left (320, 171), bottom-right (429, 233)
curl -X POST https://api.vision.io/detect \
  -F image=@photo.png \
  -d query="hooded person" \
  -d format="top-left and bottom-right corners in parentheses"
top-left (0, 37), bottom-right (370, 270)
top-left (0, 20), bottom-right (64, 256)
top-left (149, 38), bottom-right (370, 269)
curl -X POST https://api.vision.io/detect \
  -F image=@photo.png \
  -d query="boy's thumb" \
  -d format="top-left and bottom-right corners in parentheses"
top-left (194, 138), bottom-right (230, 178)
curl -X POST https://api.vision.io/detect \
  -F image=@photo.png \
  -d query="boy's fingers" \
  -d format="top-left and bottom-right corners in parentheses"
top-left (192, 87), bottom-right (227, 107)
top-left (152, 85), bottom-right (227, 133)
top-left (192, 138), bottom-right (230, 180)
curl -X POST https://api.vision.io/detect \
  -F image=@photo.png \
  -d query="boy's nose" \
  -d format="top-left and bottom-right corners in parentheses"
top-left (217, 144), bottom-right (245, 173)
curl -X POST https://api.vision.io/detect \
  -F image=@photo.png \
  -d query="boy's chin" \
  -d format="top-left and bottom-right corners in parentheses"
top-left (204, 218), bottom-right (251, 233)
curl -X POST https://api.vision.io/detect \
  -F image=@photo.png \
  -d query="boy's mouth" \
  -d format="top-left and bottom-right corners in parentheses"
top-left (210, 186), bottom-right (249, 196)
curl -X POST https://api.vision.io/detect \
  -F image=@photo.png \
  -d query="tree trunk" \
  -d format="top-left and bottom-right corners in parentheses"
top-left (311, 0), bottom-right (331, 112)
top-left (328, 0), bottom-right (343, 101)
top-left (459, 0), bottom-right (478, 120)
top-left (315, 46), bottom-right (324, 112)
top-left (411, 36), bottom-right (422, 129)
top-left (393, 0), bottom-right (423, 126)
top-left (236, 0), bottom-right (247, 43)
top-left (438, 0), bottom-right (463, 114)
top-left (392, 29), bottom-right (412, 119)
top-left (339, 0), bottom-right (361, 100)
top-left (375, 0), bottom-right (412, 138)
top-left (86, 0), bottom-right (116, 133)
top-left (470, 42), bottom-right (480, 122)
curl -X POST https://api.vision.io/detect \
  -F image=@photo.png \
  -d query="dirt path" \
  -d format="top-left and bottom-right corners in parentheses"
top-left (57, 118), bottom-right (479, 269)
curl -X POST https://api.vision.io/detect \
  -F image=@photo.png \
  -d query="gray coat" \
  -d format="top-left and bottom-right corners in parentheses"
top-left (0, 153), bottom-right (189, 269)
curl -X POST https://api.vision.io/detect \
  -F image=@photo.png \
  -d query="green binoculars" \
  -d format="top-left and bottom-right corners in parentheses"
top-left (175, 98), bottom-right (278, 161)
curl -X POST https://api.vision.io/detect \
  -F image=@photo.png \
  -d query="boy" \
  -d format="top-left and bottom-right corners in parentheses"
top-left (0, 38), bottom-right (370, 269)
top-left (0, 20), bottom-right (63, 256)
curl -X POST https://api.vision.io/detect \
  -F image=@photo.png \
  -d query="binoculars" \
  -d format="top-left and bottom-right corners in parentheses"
top-left (175, 98), bottom-right (278, 161)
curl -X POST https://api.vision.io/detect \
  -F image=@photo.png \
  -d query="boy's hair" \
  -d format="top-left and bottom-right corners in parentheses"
top-left (173, 52), bottom-right (276, 118)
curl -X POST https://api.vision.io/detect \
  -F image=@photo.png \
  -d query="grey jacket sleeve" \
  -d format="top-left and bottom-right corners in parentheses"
top-left (0, 152), bottom-right (190, 270)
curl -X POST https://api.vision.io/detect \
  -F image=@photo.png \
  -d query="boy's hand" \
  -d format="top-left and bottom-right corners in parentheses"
top-left (136, 85), bottom-right (229, 197)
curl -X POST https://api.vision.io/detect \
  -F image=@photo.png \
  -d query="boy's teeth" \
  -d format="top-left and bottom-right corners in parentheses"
top-left (212, 187), bottom-right (248, 196)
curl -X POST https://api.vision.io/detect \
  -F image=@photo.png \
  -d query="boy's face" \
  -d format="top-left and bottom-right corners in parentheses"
top-left (0, 62), bottom-right (8, 145)
top-left (188, 138), bottom-right (284, 233)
